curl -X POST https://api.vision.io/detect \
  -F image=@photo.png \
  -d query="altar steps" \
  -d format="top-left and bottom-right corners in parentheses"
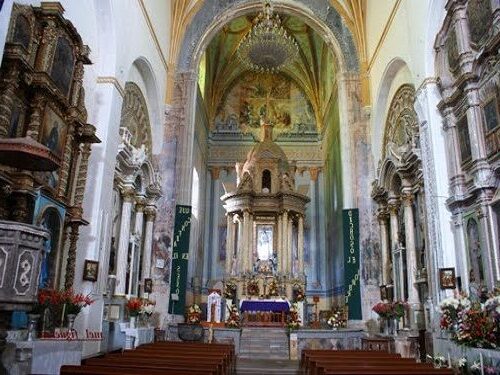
top-left (236, 358), bottom-right (303, 374)
top-left (239, 327), bottom-right (289, 360)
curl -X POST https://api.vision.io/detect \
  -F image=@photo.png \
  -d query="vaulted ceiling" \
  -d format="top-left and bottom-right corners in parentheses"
top-left (199, 14), bottom-right (338, 133)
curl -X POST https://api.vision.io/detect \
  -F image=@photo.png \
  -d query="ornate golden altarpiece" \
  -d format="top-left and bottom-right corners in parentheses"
top-left (221, 123), bottom-right (309, 314)
top-left (0, 3), bottom-right (99, 290)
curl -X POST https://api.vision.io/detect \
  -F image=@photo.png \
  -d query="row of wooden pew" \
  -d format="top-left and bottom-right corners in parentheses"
top-left (300, 349), bottom-right (454, 375)
top-left (60, 341), bottom-right (235, 375)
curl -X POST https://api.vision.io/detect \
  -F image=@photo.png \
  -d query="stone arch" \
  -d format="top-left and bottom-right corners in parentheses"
top-left (177, 0), bottom-right (359, 74)
top-left (120, 81), bottom-right (152, 159)
top-left (127, 57), bottom-right (163, 154)
top-left (372, 58), bottom-right (414, 164)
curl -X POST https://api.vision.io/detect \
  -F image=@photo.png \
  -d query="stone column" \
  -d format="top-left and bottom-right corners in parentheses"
top-left (298, 215), bottom-right (304, 276)
top-left (277, 214), bottom-right (283, 273)
top-left (225, 214), bottom-right (234, 275)
top-left (282, 210), bottom-right (289, 274)
top-left (242, 211), bottom-right (250, 273)
top-left (134, 196), bottom-right (145, 240)
top-left (388, 198), bottom-right (401, 300)
top-left (478, 203), bottom-right (499, 287)
top-left (309, 167), bottom-right (319, 286)
top-left (210, 167), bottom-right (221, 280)
top-left (115, 186), bottom-right (135, 296)
top-left (402, 190), bottom-right (419, 305)
top-left (236, 215), bottom-right (244, 274)
top-left (248, 214), bottom-right (254, 272)
top-left (377, 207), bottom-right (391, 287)
top-left (141, 206), bottom-right (156, 281)
top-left (287, 217), bottom-right (293, 275)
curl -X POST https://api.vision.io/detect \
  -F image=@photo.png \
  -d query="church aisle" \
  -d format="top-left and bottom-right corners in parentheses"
top-left (236, 358), bottom-right (303, 375)
top-left (239, 327), bottom-right (289, 360)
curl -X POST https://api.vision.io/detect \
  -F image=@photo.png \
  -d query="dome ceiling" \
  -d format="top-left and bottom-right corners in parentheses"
top-left (199, 13), bottom-right (338, 137)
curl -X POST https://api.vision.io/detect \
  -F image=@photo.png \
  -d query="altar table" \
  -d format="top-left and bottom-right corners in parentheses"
top-left (240, 299), bottom-right (290, 313)
top-left (239, 299), bottom-right (290, 326)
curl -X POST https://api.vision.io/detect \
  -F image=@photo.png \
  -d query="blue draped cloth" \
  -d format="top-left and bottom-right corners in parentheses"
top-left (240, 300), bottom-right (290, 313)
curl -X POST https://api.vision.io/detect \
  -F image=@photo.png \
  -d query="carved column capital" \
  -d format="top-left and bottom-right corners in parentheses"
top-left (209, 166), bottom-right (221, 180)
top-left (121, 185), bottom-right (136, 202)
top-left (387, 198), bottom-right (400, 215)
top-left (309, 167), bottom-right (321, 181)
top-left (135, 196), bottom-right (146, 212)
top-left (144, 206), bottom-right (157, 221)
top-left (401, 191), bottom-right (414, 207)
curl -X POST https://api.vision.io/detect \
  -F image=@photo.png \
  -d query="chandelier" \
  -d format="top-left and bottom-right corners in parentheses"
top-left (237, 1), bottom-right (299, 73)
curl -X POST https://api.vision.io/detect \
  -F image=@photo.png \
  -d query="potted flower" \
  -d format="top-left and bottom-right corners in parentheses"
top-left (327, 308), bottom-right (346, 330)
top-left (225, 305), bottom-right (241, 328)
top-left (287, 303), bottom-right (301, 332)
top-left (223, 281), bottom-right (237, 300)
top-left (372, 301), bottom-right (408, 335)
top-left (292, 284), bottom-right (305, 302)
top-left (126, 298), bottom-right (142, 328)
top-left (140, 299), bottom-right (155, 327)
top-left (178, 304), bottom-right (204, 341)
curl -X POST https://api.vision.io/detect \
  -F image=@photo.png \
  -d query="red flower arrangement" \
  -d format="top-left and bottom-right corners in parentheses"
top-left (372, 301), bottom-right (408, 320)
top-left (35, 289), bottom-right (94, 315)
top-left (126, 298), bottom-right (143, 317)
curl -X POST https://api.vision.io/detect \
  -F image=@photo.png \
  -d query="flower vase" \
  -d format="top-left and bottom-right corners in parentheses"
top-left (27, 314), bottom-right (40, 341)
top-left (130, 316), bottom-right (136, 329)
top-left (66, 314), bottom-right (77, 331)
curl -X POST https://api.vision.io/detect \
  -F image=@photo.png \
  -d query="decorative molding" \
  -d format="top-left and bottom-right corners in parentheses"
top-left (96, 76), bottom-right (125, 98)
top-left (137, 0), bottom-right (168, 72)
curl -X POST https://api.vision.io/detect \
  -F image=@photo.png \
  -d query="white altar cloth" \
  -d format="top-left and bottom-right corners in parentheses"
top-left (119, 323), bottom-right (154, 349)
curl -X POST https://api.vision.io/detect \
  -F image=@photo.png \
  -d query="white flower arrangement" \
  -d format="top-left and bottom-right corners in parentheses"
top-left (457, 357), bottom-right (467, 368)
top-left (141, 303), bottom-right (155, 316)
top-left (188, 304), bottom-right (202, 314)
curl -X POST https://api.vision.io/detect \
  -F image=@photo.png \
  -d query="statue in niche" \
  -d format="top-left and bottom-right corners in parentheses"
top-left (466, 219), bottom-right (485, 290)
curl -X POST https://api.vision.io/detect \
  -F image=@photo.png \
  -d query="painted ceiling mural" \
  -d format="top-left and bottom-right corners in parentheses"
top-left (199, 14), bottom-right (338, 138)
top-left (214, 72), bottom-right (316, 139)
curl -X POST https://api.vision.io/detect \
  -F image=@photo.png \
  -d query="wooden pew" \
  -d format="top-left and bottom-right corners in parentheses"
top-left (61, 364), bottom-right (209, 375)
top-left (65, 341), bottom-right (234, 375)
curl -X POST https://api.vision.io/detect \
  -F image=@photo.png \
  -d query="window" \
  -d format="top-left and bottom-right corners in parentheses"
top-left (262, 169), bottom-right (271, 193)
top-left (483, 97), bottom-right (499, 132)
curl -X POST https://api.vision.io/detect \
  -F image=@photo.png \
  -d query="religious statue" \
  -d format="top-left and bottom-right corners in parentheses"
top-left (207, 291), bottom-right (222, 323)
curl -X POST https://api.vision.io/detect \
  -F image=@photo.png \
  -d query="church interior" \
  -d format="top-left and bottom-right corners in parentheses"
top-left (0, 0), bottom-right (498, 374)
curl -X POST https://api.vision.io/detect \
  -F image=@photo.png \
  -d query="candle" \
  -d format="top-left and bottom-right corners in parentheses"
top-left (61, 303), bottom-right (66, 328)
top-left (447, 352), bottom-right (451, 368)
top-left (479, 352), bottom-right (484, 375)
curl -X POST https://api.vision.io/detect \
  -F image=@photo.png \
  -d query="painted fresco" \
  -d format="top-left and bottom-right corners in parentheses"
top-left (214, 73), bottom-right (316, 138)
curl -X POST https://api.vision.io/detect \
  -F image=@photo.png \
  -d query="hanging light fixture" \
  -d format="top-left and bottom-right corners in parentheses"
top-left (237, 1), bottom-right (299, 73)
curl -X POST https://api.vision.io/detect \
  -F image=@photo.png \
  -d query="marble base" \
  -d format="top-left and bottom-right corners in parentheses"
top-left (294, 328), bottom-right (366, 358)
top-left (119, 324), bottom-right (154, 349)
top-left (433, 337), bottom-right (500, 367)
top-left (3, 339), bottom-right (82, 375)
top-left (167, 324), bottom-right (242, 354)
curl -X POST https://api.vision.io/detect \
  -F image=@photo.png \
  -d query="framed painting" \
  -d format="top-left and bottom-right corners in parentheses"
top-left (83, 260), bottom-right (99, 282)
top-left (439, 268), bottom-right (456, 289)
top-left (41, 106), bottom-right (67, 158)
top-left (144, 278), bottom-right (153, 293)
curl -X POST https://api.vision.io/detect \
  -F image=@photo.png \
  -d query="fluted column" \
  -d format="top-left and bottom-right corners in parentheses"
top-left (388, 198), bottom-right (402, 300)
top-left (377, 207), bottom-right (391, 286)
top-left (134, 196), bottom-right (145, 239)
top-left (225, 214), bottom-right (235, 275)
top-left (141, 206), bottom-right (156, 281)
top-left (298, 215), bottom-right (304, 276)
top-left (402, 190), bottom-right (419, 304)
top-left (236, 215), bottom-right (244, 274)
top-left (115, 186), bottom-right (135, 296)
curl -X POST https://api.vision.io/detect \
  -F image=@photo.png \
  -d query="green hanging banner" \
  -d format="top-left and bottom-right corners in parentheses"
top-left (343, 208), bottom-right (362, 319)
top-left (169, 204), bottom-right (192, 315)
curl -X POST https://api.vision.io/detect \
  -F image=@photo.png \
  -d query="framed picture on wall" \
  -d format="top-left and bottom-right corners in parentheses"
top-left (83, 260), bottom-right (99, 282)
top-left (439, 268), bottom-right (456, 289)
top-left (144, 278), bottom-right (153, 293)
top-left (40, 106), bottom-right (67, 158)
